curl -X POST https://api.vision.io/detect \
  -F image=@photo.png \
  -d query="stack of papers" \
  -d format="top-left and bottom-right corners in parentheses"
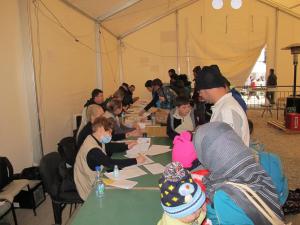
top-left (143, 163), bottom-right (165, 175)
top-left (147, 145), bottom-right (171, 156)
top-left (104, 165), bottom-right (147, 180)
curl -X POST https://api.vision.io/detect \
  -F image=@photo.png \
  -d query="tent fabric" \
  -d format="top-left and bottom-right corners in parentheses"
top-left (2, 0), bottom-right (300, 172)
top-left (63, 0), bottom-right (300, 38)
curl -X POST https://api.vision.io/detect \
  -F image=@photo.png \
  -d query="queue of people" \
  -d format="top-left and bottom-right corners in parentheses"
top-left (70, 65), bottom-right (289, 225)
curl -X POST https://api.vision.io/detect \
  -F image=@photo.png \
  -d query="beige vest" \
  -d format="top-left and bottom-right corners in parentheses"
top-left (74, 135), bottom-right (105, 200)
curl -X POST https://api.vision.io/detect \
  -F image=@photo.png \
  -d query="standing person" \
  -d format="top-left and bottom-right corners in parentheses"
top-left (166, 96), bottom-right (197, 140)
top-left (168, 69), bottom-right (178, 89)
top-left (193, 122), bottom-right (284, 225)
top-left (192, 65), bottom-right (211, 125)
top-left (155, 78), bottom-right (177, 110)
top-left (74, 117), bottom-right (145, 200)
top-left (195, 65), bottom-right (249, 146)
top-left (139, 80), bottom-right (159, 115)
top-left (223, 77), bottom-right (247, 113)
top-left (266, 68), bottom-right (278, 104)
top-left (129, 85), bottom-right (139, 103)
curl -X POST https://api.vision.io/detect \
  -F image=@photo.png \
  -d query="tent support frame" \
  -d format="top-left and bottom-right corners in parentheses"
top-left (60, 0), bottom-right (117, 38)
top-left (97, 0), bottom-right (143, 22)
top-left (119, 0), bottom-right (199, 39)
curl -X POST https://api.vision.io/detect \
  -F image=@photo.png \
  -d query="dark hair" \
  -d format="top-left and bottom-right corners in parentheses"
top-left (130, 85), bottom-right (135, 88)
top-left (92, 117), bottom-right (114, 132)
top-left (168, 69), bottom-right (176, 75)
top-left (145, 80), bottom-right (153, 87)
top-left (91, 89), bottom-right (103, 98)
top-left (122, 83), bottom-right (129, 88)
top-left (193, 66), bottom-right (201, 74)
top-left (248, 119), bottom-right (254, 135)
top-left (152, 78), bottom-right (163, 87)
top-left (107, 99), bottom-right (122, 112)
top-left (175, 96), bottom-right (190, 107)
top-left (222, 76), bottom-right (231, 87)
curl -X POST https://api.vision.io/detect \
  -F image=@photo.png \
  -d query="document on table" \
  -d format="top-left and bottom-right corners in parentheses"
top-left (137, 137), bottom-right (151, 144)
top-left (124, 155), bottom-right (153, 166)
top-left (109, 179), bottom-right (138, 189)
top-left (143, 163), bottom-right (165, 175)
top-left (104, 165), bottom-right (147, 180)
top-left (125, 141), bottom-right (150, 157)
top-left (146, 145), bottom-right (171, 156)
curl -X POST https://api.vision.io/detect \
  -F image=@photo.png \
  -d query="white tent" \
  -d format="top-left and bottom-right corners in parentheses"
top-left (1, 0), bottom-right (300, 171)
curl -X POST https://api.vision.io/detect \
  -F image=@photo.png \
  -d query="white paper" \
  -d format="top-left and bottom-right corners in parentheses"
top-left (109, 179), bottom-right (138, 189)
top-left (143, 163), bottom-right (165, 175)
top-left (105, 166), bottom-right (147, 180)
top-left (125, 141), bottom-right (150, 157)
top-left (137, 137), bottom-right (151, 144)
top-left (146, 145), bottom-right (171, 156)
top-left (124, 155), bottom-right (154, 166)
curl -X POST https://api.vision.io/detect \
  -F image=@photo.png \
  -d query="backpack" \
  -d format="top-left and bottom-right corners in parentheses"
top-left (0, 157), bottom-right (13, 190)
top-left (57, 137), bottom-right (78, 167)
top-left (254, 150), bottom-right (289, 205)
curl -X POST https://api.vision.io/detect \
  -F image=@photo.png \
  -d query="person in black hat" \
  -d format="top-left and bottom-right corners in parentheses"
top-left (195, 65), bottom-right (249, 147)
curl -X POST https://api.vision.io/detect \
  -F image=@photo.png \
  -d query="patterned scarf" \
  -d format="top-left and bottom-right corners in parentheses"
top-left (193, 122), bottom-right (283, 220)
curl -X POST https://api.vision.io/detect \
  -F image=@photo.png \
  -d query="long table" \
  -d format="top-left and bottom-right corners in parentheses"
top-left (70, 137), bottom-right (172, 225)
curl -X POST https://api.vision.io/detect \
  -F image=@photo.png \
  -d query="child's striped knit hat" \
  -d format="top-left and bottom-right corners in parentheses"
top-left (158, 162), bottom-right (205, 219)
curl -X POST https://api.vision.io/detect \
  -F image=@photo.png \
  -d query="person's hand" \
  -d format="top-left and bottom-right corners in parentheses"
top-left (136, 154), bottom-right (146, 164)
top-left (139, 109), bottom-right (145, 116)
top-left (127, 141), bottom-right (137, 149)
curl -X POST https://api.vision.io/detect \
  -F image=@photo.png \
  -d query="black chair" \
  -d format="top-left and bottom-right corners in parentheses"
top-left (57, 137), bottom-right (78, 167)
top-left (39, 152), bottom-right (83, 225)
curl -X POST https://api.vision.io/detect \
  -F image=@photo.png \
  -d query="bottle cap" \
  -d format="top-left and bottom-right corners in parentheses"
top-left (95, 166), bottom-right (101, 171)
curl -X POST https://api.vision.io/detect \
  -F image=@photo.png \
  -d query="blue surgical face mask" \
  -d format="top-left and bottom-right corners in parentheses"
top-left (100, 134), bottom-right (112, 144)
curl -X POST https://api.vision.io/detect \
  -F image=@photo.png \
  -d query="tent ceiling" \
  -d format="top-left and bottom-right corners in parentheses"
top-left (62, 0), bottom-right (199, 38)
top-left (62, 0), bottom-right (300, 38)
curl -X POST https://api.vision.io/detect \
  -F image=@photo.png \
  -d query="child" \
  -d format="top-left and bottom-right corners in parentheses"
top-left (172, 131), bottom-right (209, 191)
top-left (157, 162), bottom-right (207, 225)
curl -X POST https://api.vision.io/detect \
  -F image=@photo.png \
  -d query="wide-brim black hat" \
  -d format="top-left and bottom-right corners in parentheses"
top-left (195, 65), bottom-right (225, 91)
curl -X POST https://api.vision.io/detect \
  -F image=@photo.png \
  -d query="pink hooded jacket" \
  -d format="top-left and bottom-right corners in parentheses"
top-left (172, 131), bottom-right (197, 169)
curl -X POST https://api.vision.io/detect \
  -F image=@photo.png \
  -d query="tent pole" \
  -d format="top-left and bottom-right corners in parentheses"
top-left (176, 10), bottom-right (180, 74)
top-left (95, 23), bottom-right (103, 89)
top-left (118, 40), bottom-right (124, 85)
top-left (274, 9), bottom-right (279, 71)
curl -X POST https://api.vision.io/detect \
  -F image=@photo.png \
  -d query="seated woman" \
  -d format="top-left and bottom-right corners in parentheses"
top-left (76, 104), bottom-right (136, 154)
top-left (166, 96), bottom-right (196, 139)
top-left (103, 99), bottom-right (141, 140)
top-left (193, 122), bottom-right (284, 225)
top-left (74, 117), bottom-right (145, 200)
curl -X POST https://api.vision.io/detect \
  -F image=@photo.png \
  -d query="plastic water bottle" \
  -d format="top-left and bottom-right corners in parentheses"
top-left (121, 112), bottom-right (125, 124)
top-left (95, 166), bottom-right (105, 198)
top-left (151, 112), bottom-right (156, 125)
top-left (113, 165), bottom-right (119, 178)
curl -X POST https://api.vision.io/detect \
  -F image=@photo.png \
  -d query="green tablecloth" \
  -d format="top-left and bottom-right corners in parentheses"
top-left (71, 137), bottom-right (172, 225)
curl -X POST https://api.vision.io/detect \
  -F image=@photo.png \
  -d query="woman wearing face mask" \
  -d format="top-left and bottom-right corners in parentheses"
top-left (74, 117), bottom-right (145, 201)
